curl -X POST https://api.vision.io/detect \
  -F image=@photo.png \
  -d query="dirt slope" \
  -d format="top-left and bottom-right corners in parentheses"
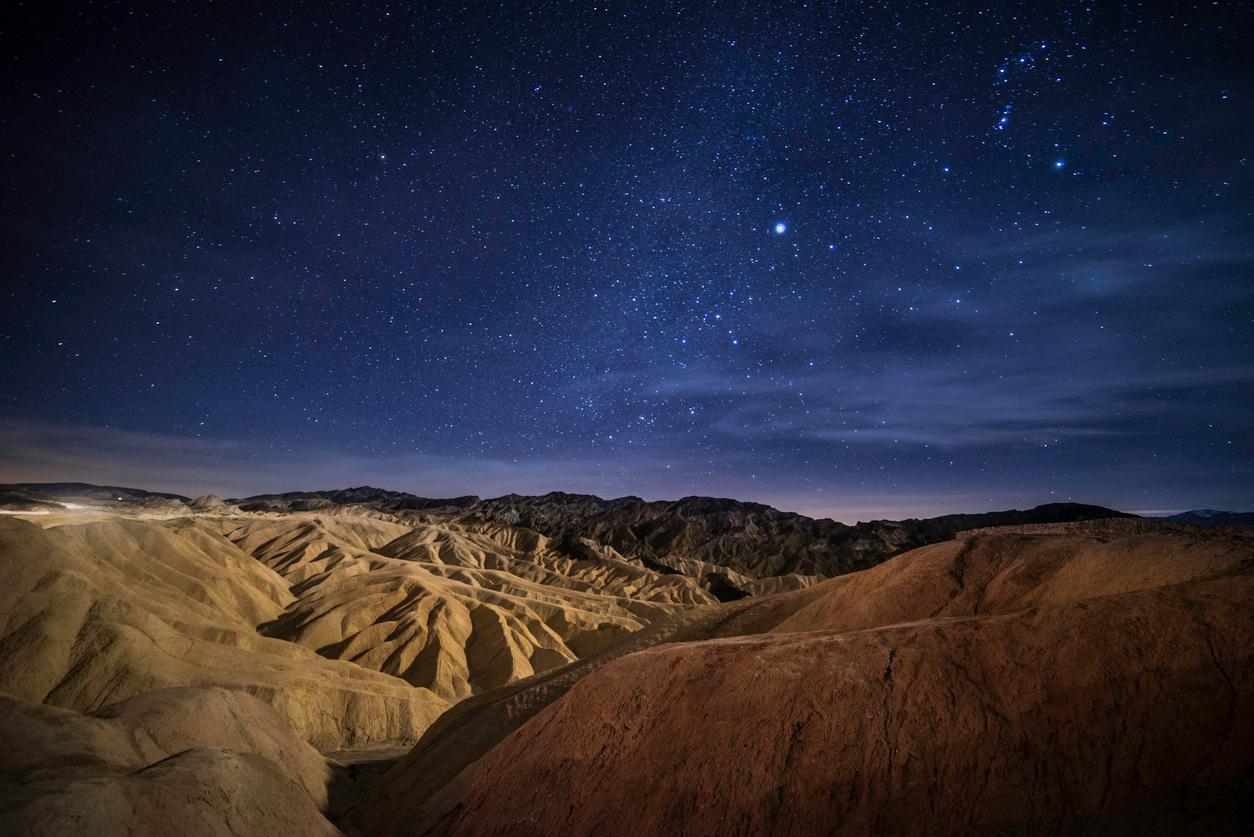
top-left (0, 516), bottom-right (448, 750)
top-left (0, 687), bottom-right (340, 836)
top-left (360, 521), bottom-right (1254, 836)
top-left (207, 514), bottom-right (710, 701)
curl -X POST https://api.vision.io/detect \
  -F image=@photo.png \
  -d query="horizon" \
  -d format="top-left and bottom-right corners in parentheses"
top-left (0, 470), bottom-right (1234, 527)
top-left (0, 416), bottom-right (1245, 523)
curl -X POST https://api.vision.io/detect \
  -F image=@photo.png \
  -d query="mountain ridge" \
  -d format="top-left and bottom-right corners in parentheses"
top-left (1157, 509), bottom-right (1254, 527)
top-left (1, 482), bottom-right (1133, 588)
top-left (0, 481), bottom-right (1136, 526)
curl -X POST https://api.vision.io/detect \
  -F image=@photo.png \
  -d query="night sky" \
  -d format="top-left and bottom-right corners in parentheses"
top-left (2, 2), bottom-right (1251, 520)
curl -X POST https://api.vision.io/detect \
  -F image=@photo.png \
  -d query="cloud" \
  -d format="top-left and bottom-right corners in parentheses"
top-left (621, 351), bottom-right (1252, 452)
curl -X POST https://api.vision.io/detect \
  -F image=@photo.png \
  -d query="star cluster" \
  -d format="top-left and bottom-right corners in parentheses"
top-left (1, 1), bottom-right (1251, 518)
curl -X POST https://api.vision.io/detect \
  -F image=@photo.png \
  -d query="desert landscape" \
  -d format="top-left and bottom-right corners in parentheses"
top-left (0, 483), bottom-right (1250, 835)
top-left (5, 1), bottom-right (1251, 834)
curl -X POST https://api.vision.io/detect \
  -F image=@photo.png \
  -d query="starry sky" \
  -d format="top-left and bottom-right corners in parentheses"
top-left (2, 1), bottom-right (1251, 520)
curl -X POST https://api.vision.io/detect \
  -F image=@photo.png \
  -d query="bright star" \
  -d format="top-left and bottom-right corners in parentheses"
top-left (773, 221), bottom-right (787, 235)
top-left (1053, 159), bottom-right (1066, 169)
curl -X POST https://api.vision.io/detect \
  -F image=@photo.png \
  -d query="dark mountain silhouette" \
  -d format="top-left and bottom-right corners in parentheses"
top-left (1158, 509), bottom-right (1254, 527)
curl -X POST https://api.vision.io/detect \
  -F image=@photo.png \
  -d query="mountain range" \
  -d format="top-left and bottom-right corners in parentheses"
top-left (3, 482), bottom-right (1139, 597)
top-left (1157, 509), bottom-right (1254, 527)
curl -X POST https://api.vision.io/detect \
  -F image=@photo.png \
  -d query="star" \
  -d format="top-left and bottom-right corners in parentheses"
top-left (2, 0), bottom-right (1246, 515)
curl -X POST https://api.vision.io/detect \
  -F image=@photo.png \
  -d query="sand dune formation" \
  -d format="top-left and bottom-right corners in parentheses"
top-left (0, 483), bottom-right (1250, 835)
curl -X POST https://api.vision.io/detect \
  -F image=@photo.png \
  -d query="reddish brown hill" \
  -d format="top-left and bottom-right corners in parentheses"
top-left (769, 520), bottom-right (1251, 633)
top-left (363, 521), bottom-right (1254, 836)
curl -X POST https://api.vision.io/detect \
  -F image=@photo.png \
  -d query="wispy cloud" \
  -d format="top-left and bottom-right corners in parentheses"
top-left (0, 419), bottom-right (639, 500)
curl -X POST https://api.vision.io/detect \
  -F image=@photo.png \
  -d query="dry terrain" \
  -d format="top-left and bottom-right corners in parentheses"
top-left (0, 484), bottom-right (1248, 835)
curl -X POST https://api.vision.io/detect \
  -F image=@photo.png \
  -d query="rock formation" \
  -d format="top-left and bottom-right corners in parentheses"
top-left (359, 521), bottom-right (1254, 836)
top-left (0, 687), bottom-right (341, 835)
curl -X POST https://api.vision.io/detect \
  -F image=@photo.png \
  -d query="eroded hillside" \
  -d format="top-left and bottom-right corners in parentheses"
top-left (360, 520), bottom-right (1254, 836)
top-left (3, 490), bottom-right (1242, 836)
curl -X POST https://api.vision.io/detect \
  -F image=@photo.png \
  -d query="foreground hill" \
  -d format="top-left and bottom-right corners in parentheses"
top-left (359, 520), bottom-right (1254, 836)
top-left (0, 687), bottom-right (339, 836)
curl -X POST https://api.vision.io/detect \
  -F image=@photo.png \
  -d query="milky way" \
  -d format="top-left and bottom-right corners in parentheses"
top-left (1, 2), bottom-right (1251, 519)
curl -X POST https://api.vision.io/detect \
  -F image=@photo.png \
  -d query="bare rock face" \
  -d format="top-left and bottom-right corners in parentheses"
top-left (205, 514), bottom-right (712, 702)
top-left (3, 481), bottom-right (1134, 591)
top-left (768, 518), bottom-right (1254, 633)
top-left (365, 523), bottom-right (1254, 836)
top-left (92, 687), bottom-right (336, 805)
top-left (0, 517), bottom-right (448, 750)
top-left (9, 748), bottom-right (339, 837)
top-left (450, 495), bottom-right (1133, 580)
top-left (188, 494), bottom-right (238, 514)
top-left (220, 484), bottom-right (1131, 583)
top-left (0, 506), bottom-right (718, 749)
top-left (0, 687), bottom-right (339, 836)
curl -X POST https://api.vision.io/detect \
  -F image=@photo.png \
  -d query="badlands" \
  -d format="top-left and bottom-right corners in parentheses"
top-left (0, 484), bottom-right (1249, 835)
